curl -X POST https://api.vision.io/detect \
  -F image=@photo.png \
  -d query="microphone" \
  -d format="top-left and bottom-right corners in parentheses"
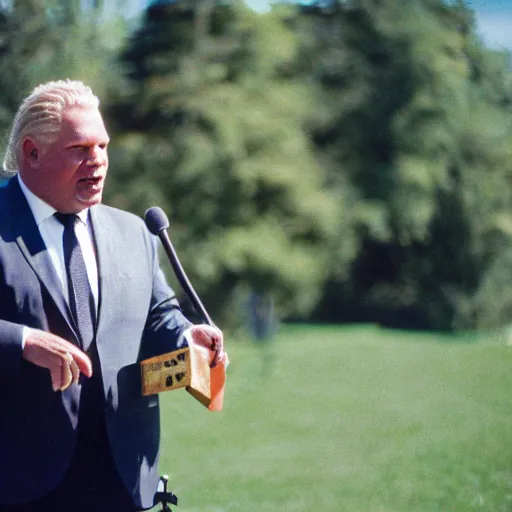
top-left (145, 206), bottom-right (169, 235)
top-left (144, 206), bottom-right (213, 327)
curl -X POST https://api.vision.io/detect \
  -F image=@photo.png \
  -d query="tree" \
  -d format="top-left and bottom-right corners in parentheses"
top-left (300, 0), bottom-right (512, 330)
top-left (0, 0), bottom-right (126, 177)
top-left (0, 0), bottom-right (57, 165)
top-left (107, 0), bottom-right (354, 326)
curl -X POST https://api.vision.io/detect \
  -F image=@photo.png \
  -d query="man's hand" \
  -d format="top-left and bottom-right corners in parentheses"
top-left (22, 329), bottom-right (93, 392)
top-left (188, 324), bottom-right (228, 367)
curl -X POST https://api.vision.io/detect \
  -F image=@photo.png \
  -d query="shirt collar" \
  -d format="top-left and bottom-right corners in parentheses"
top-left (17, 174), bottom-right (89, 226)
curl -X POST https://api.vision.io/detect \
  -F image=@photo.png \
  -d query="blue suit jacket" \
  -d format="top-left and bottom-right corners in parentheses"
top-left (0, 177), bottom-right (191, 508)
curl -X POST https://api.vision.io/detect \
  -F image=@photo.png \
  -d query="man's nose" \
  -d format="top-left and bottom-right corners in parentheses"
top-left (86, 146), bottom-right (107, 166)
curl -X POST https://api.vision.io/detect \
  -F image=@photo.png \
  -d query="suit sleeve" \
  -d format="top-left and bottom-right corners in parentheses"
top-left (0, 319), bottom-right (24, 376)
top-left (141, 232), bottom-right (193, 356)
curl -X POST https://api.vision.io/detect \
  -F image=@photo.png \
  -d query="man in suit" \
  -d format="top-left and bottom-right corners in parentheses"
top-left (0, 80), bottom-right (226, 512)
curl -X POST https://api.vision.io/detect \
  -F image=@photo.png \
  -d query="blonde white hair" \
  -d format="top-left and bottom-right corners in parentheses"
top-left (3, 79), bottom-right (100, 174)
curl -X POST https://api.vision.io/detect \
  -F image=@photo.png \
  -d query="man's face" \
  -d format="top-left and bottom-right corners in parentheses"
top-left (25, 105), bottom-right (110, 213)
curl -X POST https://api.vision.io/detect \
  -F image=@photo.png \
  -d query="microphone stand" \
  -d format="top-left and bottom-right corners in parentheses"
top-left (154, 475), bottom-right (178, 511)
top-left (157, 228), bottom-right (213, 327)
top-left (145, 207), bottom-right (213, 327)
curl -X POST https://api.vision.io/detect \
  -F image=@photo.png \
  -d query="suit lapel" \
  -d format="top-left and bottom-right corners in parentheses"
top-left (89, 205), bottom-right (111, 337)
top-left (7, 178), bottom-right (79, 340)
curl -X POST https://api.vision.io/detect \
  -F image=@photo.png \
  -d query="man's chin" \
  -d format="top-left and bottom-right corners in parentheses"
top-left (75, 192), bottom-right (103, 210)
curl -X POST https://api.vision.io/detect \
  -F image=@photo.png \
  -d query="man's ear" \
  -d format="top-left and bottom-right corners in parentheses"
top-left (22, 138), bottom-right (40, 168)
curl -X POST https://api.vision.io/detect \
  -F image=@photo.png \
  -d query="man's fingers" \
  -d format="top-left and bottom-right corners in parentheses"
top-left (30, 348), bottom-right (65, 392)
top-left (49, 357), bottom-right (63, 392)
top-left (49, 352), bottom-right (86, 392)
top-left (59, 354), bottom-right (73, 391)
top-left (211, 347), bottom-right (227, 367)
top-left (215, 349), bottom-right (228, 366)
top-left (23, 330), bottom-right (93, 379)
top-left (22, 330), bottom-right (93, 391)
top-left (189, 325), bottom-right (226, 367)
top-left (69, 357), bottom-right (80, 385)
top-left (190, 325), bottom-right (223, 349)
top-left (54, 353), bottom-right (83, 392)
top-left (66, 347), bottom-right (93, 378)
top-left (54, 339), bottom-right (93, 378)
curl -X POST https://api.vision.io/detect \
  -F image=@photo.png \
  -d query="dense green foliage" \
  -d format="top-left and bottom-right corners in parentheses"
top-left (105, 0), bottom-right (351, 324)
top-left (155, 324), bottom-right (512, 511)
top-left (300, 0), bottom-right (512, 329)
top-left (1, 0), bottom-right (512, 330)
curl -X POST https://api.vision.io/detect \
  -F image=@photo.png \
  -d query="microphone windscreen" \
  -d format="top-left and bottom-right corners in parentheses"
top-left (144, 206), bottom-right (169, 235)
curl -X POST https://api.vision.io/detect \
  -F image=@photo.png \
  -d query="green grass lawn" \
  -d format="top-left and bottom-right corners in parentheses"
top-left (155, 324), bottom-right (512, 512)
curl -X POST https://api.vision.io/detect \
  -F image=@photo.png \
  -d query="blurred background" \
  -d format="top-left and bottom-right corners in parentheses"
top-left (1, 0), bottom-right (512, 336)
top-left (1, 1), bottom-right (512, 510)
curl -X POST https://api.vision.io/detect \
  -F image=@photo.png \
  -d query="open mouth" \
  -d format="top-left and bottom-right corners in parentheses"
top-left (77, 176), bottom-right (103, 193)
top-left (80, 176), bottom-right (102, 185)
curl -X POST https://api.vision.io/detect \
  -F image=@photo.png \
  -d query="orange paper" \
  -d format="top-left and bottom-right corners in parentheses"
top-left (208, 361), bottom-right (227, 411)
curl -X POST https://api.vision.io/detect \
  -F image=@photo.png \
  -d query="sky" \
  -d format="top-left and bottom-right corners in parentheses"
top-left (244, 0), bottom-right (512, 51)
top-left (466, 0), bottom-right (512, 50)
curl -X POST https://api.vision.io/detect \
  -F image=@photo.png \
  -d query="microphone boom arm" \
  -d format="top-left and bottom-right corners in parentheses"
top-left (145, 207), bottom-right (213, 327)
top-left (159, 229), bottom-right (213, 327)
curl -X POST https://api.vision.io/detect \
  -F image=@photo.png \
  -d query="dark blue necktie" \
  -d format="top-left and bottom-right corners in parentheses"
top-left (55, 213), bottom-right (96, 350)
